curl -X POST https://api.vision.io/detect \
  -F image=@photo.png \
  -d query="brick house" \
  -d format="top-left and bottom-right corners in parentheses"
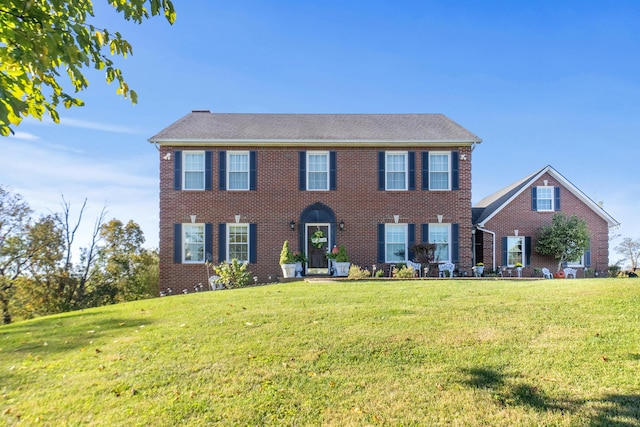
top-left (472, 165), bottom-right (619, 277)
top-left (149, 111), bottom-right (482, 291)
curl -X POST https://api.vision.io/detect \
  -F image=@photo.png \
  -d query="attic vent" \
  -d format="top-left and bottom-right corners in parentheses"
top-left (192, 109), bottom-right (211, 113)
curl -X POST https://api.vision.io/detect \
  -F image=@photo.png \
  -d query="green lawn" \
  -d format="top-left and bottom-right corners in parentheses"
top-left (1, 278), bottom-right (639, 426)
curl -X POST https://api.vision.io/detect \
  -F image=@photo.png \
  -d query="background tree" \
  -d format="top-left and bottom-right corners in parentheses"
top-left (535, 213), bottom-right (590, 272)
top-left (0, 0), bottom-right (176, 136)
top-left (614, 237), bottom-right (640, 271)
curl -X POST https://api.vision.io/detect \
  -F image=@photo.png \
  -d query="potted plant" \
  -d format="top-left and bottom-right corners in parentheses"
top-left (326, 245), bottom-right (339, 275)
top-left (333, 245), bottom-right (350, 277)
top-left (475, 262), bottom-right (484, 277)
top-left (514, 262), bottom-right (523, 277)
top-left (293, 251), bottom-right (307, 277)
top-left (279, 240), bottom-right (296, 278)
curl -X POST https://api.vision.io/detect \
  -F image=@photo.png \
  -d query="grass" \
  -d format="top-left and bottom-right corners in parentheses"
top-left (1, 278), bottom-right (639, 426)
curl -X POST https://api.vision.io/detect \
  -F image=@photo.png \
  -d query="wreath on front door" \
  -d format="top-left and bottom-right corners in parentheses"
top-left (311, 229), bottom-right (327, 249)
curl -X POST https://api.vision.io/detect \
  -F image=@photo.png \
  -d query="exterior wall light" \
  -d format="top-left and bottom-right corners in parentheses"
top-left (339, 220), bottom-right (345, 231)
top-left (290, 220), bottom-right (296, 231)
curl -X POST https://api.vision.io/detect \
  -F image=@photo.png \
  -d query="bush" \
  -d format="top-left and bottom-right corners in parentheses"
top-left (347, 265), bottom-right (371, 280)
top-left (393, 265), bottom-right (415, 279)
top-left (279, 241), bottom-right (294, 264)
top-left (608, 265), bottom-right (621, 278)
top-left (213, 259), bottom-right (251, 289)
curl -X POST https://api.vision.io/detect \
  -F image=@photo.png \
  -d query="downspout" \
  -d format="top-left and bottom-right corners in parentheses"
top-left (476, 225), bottom-right (496, 271)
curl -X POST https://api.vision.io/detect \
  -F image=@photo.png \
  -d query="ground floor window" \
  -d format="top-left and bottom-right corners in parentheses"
top-left (385, 224), bottom-right (407, 262)
top-left (506, 236), bottom-right (524, 266)
top-left (227, 224), bottom-right (249, 262)
top-left (429, 224), bottom-right (450, 262)
top-left (183, 224), bottom-right (205, 263)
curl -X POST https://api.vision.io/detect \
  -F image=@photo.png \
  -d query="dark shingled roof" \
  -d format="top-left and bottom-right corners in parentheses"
top-left (149, 111), bottom-right (482, 143)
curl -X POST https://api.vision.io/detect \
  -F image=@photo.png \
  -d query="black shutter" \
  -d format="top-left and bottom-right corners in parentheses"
top-left (531, 187), bottom-right (537, 211)
top-left (378, 152), bottom-right (385, 190)
top-left (299, 151), bottom-right (306, 190)
top-left (421, 152), bottom-right (429, 190)
top-left (219, 151), bottom-right (226, 190)
top-left (584, 239), bottom-right (591, 267)
top-left (249, 151), bottom-right (257, 190)
top-left (408, 224), bottom-right (416, 260)
top-left (451, 224), bottom-right (459, 263)
top-left (525, 236), bottom-right (531, 266)
top-left (173, 151), bottom-right (182, 190)
top-left (377, 224), bottom-right (385, 262)
top-left (205, 223), bottom-right (213, 262)
top-left (218, 223), bottom-right (226, 262)
top-left (408, 152), bottom-right (416, 190)
top-left (173, 224), bottom-right (182, 263)
top-left (421, 223), bottom-right (429, 243)
top-left (502, 236), bottom-right (508, 266)
top-left (451, 151), bottom-right (459, 190)
top-left (329, 151), bottom-right (337, 190)
top-left (249, 224), bottom-right (257, 263)
top-left (554, 187), bottom-right (561, 211)
top-left (205, 151), bottom-right (213, 190)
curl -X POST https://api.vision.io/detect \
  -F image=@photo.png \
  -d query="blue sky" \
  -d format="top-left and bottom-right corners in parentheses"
top-left (2, 1), bottom-right (638, 264)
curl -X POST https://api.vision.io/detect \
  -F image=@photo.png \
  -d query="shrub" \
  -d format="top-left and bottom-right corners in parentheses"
top-left (213, 259), bottom-right (251, 289)
top-left (279, 241), bottom-right (294, 264)
top-left (375, 269), bottom-right (385, 277)
top-left (335, 245), bottom-right (349, 262)
top-left (393, 265), bottom-right (415, 279)
top-left (347, 264), bottom-right (371, 280)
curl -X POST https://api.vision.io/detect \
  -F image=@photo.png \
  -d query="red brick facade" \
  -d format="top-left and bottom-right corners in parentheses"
top-left (159, 144), bottom-right (475, 292)
top-left (475, 170), bottom-right (616, 277)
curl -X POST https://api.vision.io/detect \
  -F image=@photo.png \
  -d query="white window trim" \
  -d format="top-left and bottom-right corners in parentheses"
top-left (183, 151), bottom-right (205, 191)
top-left (536, 186), bottom-right (554, 211)
top-left (428, 151), bottom-right (451, 191)
top-left (385, 151), bottom-right (408, 191)
top-left (226, 223), bottom-right (250, 263)
top-left (385, 223), bottom-right (408, 262)
top-left (506, 236), bottom-right (525, 268)
top-left (567, 255), bottom-right (585, 268)
top-left (428, 223), bottom-right (451, 263)
top-left (182, 223), bottom-right (205, 264)
top-left (306, 151), bottom-right (330, 191)
top-left (227, 151), bottom-right (250, 191)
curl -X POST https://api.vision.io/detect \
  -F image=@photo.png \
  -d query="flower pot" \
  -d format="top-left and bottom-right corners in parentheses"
top-left (295, 261), bottom-right (304, 277)
top-left (476, 266), bottom-right (484, 276)
top-left (334, 262), bottom-right (350, 277)
top-left (516, 266), bottom-right (522, 277)
top-left (281, 263), bottom-right (296, 278)
top-left (554, 271), bottom-right (565, 279)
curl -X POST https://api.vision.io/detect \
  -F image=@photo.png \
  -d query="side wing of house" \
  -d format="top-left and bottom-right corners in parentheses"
top-left (473, 165), bottom-right (619, 277)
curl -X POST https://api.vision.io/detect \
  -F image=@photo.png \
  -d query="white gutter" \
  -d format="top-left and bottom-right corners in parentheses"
top-left (476, 225), bottom-right (497, 271)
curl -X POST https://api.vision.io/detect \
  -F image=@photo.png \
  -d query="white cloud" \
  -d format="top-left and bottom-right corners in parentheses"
top-left (7, 131), bottom-right (40, 141)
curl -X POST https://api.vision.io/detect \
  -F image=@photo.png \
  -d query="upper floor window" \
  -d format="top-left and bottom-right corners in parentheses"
top-left (429, 152), bottom-right (450, 190)
top-left (183, 224), bottom-right (205, 263)
top-left (536, 186), bottom-right (553, 211)
top-left (307, 152), bottom-right (329, 190)
top-left (228, 151), bottom-right (249, 190)
top-left (184, 152), bottom-right (205, 190)
top-left (429, 224), bottom-right (450, 262)
top-left (227, 224), bottom-right (249, 262)
top-left (385, 224), bottom-right (407, 262)
top-left (386, 152), bottom-right (408, 190)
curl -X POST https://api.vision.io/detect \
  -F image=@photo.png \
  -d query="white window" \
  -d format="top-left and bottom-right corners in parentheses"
top-left (429, 152), bottom-right (450, 190)
top-left (227, 224), bottom-right (249, 262)
top-left (385, 224), bottom-right (407, 262)
top-left (386, 152), bottom-right (407, 190)
top-left (567, 255), bottom-right (584, 268)
top-left (506, 236), bottom-right (524, 267)
top-left (183, 224), bottom-right (205, 263)
top-left (228, 151), bottom-right (249, 190)
top-left (429, 224), bottom-right (450, 262)
top-left (536, 186), bottom-right (553, 211)
top-left (183, 151), bottom-right (205, 190)
top-left (307, 152), bottom-right (329, 190)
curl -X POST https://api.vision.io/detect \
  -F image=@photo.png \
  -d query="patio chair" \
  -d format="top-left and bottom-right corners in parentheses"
top-left (438, 262), bottom-right (455, 278)
top-left (563, 267), bottom-right (577, 279)
top-left (406, 260), bottom-right (421, 277)
top-left (541, 268), bottom-right (552, 279)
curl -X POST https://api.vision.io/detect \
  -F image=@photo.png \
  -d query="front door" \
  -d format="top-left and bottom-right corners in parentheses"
top-left (306, 224), bottom-right (330, 275)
